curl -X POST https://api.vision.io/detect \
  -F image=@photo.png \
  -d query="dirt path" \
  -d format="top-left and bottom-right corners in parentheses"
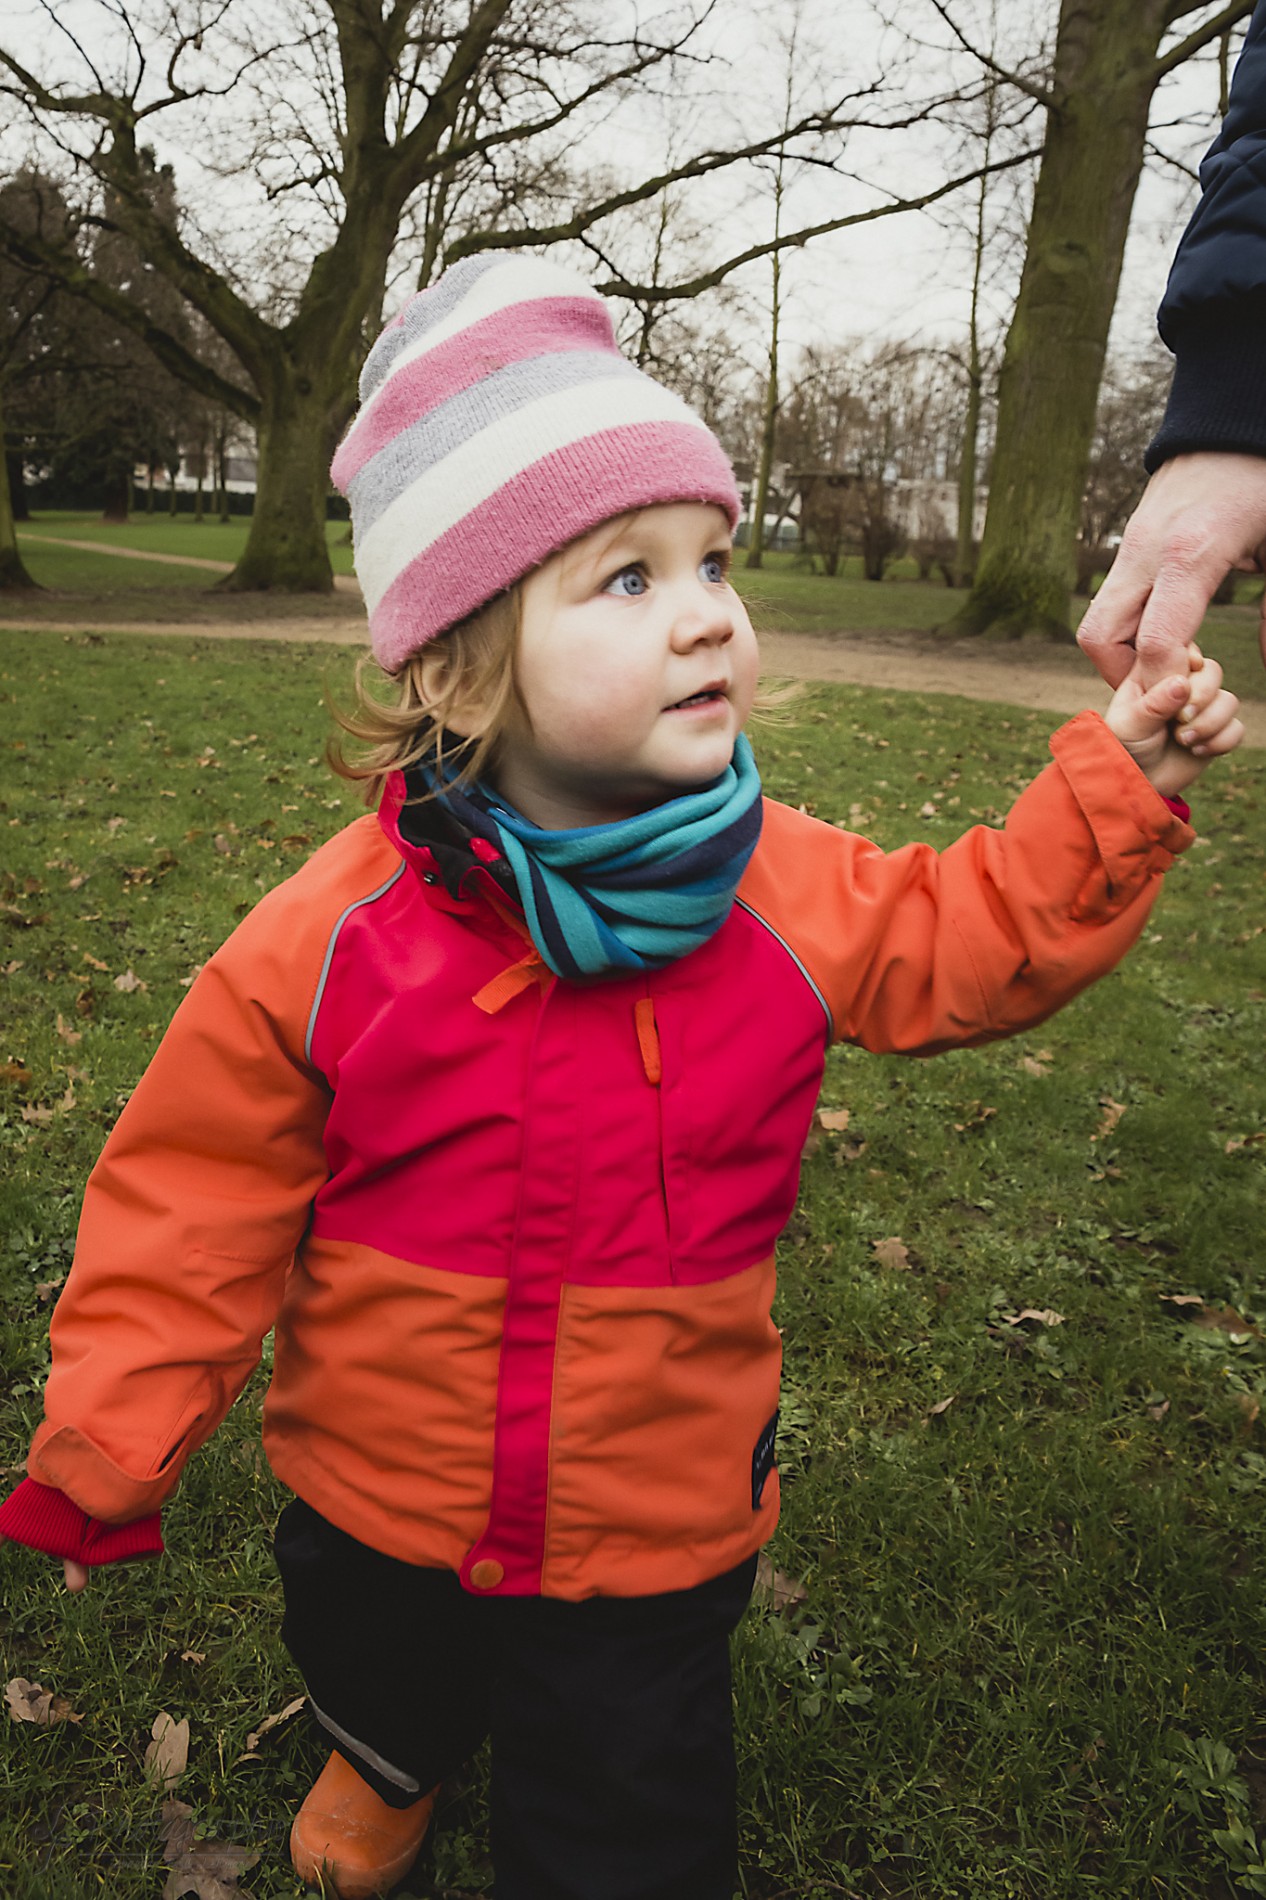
top-left (13, 591), bottom-right (1266, 746)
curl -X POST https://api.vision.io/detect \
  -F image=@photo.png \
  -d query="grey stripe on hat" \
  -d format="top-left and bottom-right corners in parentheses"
top-left (359, 254), bottom-right (507, 401)
top-left (349, 347), bottom-right (646, 538)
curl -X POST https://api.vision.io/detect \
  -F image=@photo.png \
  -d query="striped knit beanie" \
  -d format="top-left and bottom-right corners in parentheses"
top-left (331, 253), bottom-right (741, 673)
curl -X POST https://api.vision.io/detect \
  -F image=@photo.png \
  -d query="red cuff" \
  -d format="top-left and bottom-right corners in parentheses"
top-left (0, 1477), bottom-right (163, 1566)
top-left (1161, 794), bottom-right (1191, 825)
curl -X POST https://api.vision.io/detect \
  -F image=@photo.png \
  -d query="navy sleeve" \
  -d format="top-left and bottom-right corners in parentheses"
top-left (1147, 2), bottom-right (1266, 470)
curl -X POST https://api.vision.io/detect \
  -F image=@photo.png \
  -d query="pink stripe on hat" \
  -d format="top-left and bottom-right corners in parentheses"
top-left (370, 420), bottom-right (739, 673)
top-left (333, 297), bottom-right (610, 491)
top-left (332, 253), bottom-right (740, 671)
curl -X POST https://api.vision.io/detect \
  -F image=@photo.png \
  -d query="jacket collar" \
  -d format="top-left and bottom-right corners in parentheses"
top-left (379, 767), bottom-right (520, 917)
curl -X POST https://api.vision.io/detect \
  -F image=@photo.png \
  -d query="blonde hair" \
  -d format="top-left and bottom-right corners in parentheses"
top-left (329, 589), bottom-right (522, 807)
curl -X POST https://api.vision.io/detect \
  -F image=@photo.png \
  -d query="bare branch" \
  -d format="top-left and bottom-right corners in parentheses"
top-left (1156, 1), bottom-right (1255, 79)
top-left (922, 1), bottom-right (1056, 107)
top-left (549, 147), bottom-right (1043, 306)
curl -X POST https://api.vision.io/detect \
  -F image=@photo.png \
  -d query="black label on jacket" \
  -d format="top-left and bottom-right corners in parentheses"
top-left (751, 1410), bottom-right (778, 1509)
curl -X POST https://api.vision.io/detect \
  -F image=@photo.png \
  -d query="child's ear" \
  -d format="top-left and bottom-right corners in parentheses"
top-left (416, 645), bottom-right (495, 739)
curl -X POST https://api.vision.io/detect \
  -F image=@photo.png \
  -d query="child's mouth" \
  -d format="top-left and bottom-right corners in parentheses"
top-left (668, 687), bottom-right (726, 711)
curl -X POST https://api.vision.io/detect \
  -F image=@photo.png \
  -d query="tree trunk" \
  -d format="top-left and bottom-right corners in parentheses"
top-left (221, 377), bottom-right (338, 592)
top-left (0, 389), bottom-right (38, 590)
top-left (951, 0), bottom-right (1172, 639)
top-left (6, 449), bottom-right (29, 523)
top-left (746, 245), bottom-right (781, 572)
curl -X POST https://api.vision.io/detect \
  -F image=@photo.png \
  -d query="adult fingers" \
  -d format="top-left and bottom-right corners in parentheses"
top-left (1076, 565), bottom-right (1151, 689)
top-left (1129, 555), bottom-right (1216, 692)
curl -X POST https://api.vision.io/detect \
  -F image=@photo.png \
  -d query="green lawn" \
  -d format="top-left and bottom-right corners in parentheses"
top-left (1, 633), bottom-right (1265, 1898)
top-left (9, 516), bottom-right (1265, 706)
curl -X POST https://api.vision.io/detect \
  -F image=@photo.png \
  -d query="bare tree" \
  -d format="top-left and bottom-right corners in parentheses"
top-left (937, 0), bottom-right (1256, 639)
top-left (0, 1), bottom-right (1042, 594)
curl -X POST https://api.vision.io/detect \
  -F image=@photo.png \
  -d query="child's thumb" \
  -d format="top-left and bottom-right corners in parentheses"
top-left (1135, 672), bottom-right (1190, 728)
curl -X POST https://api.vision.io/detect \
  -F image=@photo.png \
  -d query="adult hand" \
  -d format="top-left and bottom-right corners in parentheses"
top-left (1077, 452), bottom-right (1266, 689)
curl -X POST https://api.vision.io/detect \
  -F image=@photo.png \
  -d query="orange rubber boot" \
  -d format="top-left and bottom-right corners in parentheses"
top-left (290, 1751), bottom-right (436, 1898)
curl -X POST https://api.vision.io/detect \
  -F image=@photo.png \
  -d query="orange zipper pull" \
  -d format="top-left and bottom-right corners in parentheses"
top-left (634, 996), bottom-right (662, 1085)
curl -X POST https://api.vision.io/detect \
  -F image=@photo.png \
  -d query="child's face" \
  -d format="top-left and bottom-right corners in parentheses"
top-left (493, 502), bottom-right (759, 829)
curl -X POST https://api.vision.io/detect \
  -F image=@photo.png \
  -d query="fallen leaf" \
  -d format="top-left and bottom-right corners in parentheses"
top-left (1001, 1308), bottom-right (1065, 1328)
top-left (817, 1107), bottom-right (851, 1132)
top-left (1193, 1303), bottom-right (1263, 1340)
top-left (872, 1237), bottom-right (911, 1271)
top-left (0, 1060), bottom-right (30, 1087)
top-left (178, 964), bottom-right (205, 989)
top-left (755, 1552), bottom-right (809, 1612)
top-left (1160, 1292), bottom-right (1204, 1309)
top-left (5, 1677), bottom-right (83, 1725)
top-left (57, 1087), bottom-right (75, 1112)
top-left (19, 1103), bottom-right (53, 1125)
top-left (1, 960), bottom-right (23, 975)
top-left (952, 1102), bottom-right (997, 1132)
top-left (160, 1797), bottom-right (259, 1900)
top-left (242, 1693), bottom-right (305, 1755)
top-left (1225, 1132), bottom-right (1266, 1155)
top-left (925, 1394), bottom-right (957, 1419)
top-left (105, 817), bottom-right (126, 834)
top-left (74, 987), bottom-right (95, 1018)
top-left (1237, 1393), bottom-right (1260, 1431)
top-left (180, 1651), bottom-right (206, 1667)
top-left (1019, 1055), bottom-right (1050, 1078)
top-left (1093, 1097), bottom-right (1127, 1142)
top-left (145, 1710), bottom-right (190, 1789)
top-left (113, 969), bottom-right (148, 994)
top-left (212, 834), bottom-right (235, 856)
top-left (82, 953), bottom-right (109, 972)
top-left (55, 1013), bottom-right (82, 1047)
top-left (67, 874), bottom-right (87, 891)
top-left (834, 1137), bottom-right (869, 1163)
top-left (34, 1276), bottom-right (65, 1304)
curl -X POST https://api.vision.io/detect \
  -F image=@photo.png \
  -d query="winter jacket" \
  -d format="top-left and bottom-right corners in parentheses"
top-left (1147, 1), bottom-right (1266, 469)
top-left (9, 714), bottom-right (1190, 1601)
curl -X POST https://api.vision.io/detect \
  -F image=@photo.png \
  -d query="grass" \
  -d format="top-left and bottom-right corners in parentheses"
top-left (1, 631), bottom-right (1265, 1898)
top-left (8, 516), bottom-right (1265, 705)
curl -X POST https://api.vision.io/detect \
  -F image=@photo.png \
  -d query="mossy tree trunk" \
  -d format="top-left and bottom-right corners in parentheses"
top-left (0, 384), bottom-right (38, 589)
top-left (952, 0), bottom-right (1254, 639)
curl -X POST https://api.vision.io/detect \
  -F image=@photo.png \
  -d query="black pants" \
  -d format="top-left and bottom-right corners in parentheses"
top-left (274, 1498), bottom-right (756, 1900)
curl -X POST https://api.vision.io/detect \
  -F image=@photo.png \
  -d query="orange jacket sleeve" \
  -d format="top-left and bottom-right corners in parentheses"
top-left (741, 712), bottom-right (1193, 1053)
top-left (26, 817), bottom-right (394, 1523)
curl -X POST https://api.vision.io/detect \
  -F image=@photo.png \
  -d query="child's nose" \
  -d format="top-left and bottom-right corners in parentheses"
top-left (672, 588), bottom-right (734, 647)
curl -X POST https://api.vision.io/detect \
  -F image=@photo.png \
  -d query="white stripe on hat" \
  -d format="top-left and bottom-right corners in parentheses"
top-left (355, 372), bottom-right (711, 615)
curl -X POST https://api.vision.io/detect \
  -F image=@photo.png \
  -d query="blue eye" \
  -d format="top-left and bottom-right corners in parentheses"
top-left (604, 565), bottom-right (647, 597)
top-left (700, 554), bottom-right (727, 584)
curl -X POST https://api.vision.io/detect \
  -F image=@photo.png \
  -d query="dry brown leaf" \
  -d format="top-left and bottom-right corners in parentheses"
top-left (1019, 1055), bottom-right (1050, 1078)
top-left (55, 1013), bottom-right (82, 1047)
top-left (834, 1137), bottom-right (869, 1164)
top-left (1001, 1308), bottom-right (1065, 1328)
top-left (872, 1237), bottom-right (912, 1271)
top-left (1225, 1132), bottom-right (1266, 1155)
top-left (755, 1551), bottom-right (809, 1612)
top-left (160, 1798), bottom-right (259, 1900)
top-left (178, 963), bottom-right (206, 990)
top-left (0, 1060), bottom-right (30, 1087)
top-left (82, 952), bottom-right (109, 972)
top-left (34, 1276), bottom-right (65, 1304)
top-left (1146, 1399), bottom-right (1170, 1421)
top-left (180, 1651), bottom-right (206, 1667)
top-left (1094, 1097), bottom-right (1127, 1142)
top-left (1193, 1304), bottom-right (1263, 1340)
top-left (817, 1107), bottom-right (851, 1132)
top-left (145, 1710), bottom-right (190, 1789)
top-left (113, 969), bottom-right (148, 994)
top-left (242, 1693), bottom-right (306, 1755)
top-left (952, 1102), bottom-right (997, 1132)
top-left (1, 959), bottom-right (23, 976)
top-left (212, 834), bottom-right (235, 856)
top-left (105, 817), bottom-right (126, 834)
top-left (5, 1677), bottom-right (83, 1725)
top-left (19, 1103), bottom-right (53, 1125)
top-left (1160, 1292), bottom-right (1204, 1309)
top-left (926, 1395), bottom-right (957, 1419)
top-left (1237, 1393), bottom-right (1261, 1431)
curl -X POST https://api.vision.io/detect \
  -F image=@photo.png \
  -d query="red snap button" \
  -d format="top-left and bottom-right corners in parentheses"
top-left (469, 1559), bottom-right (504, 1590)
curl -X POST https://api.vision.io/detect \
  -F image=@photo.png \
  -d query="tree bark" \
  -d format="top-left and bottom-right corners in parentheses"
top-left (222, 377), bottom-right (341, 591)
top-left (746, 243), bottom-right (781, 571)
top-left (0, 385), bottom-right (38, 588)
top-left (951, 0), bottom-right (1245, 639)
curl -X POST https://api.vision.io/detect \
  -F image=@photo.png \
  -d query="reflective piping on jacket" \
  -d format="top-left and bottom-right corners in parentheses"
top-left (305, 864), bottom-right (407, 1064)
top-left (733, 897), bottom-right (833, 1040)
top-left (306, 1692), bottom-right (421, 1794)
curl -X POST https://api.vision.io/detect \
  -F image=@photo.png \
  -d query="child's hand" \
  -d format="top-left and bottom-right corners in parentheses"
top-left (63, 1559), bottom-right (88, 1593)
top-left (1105, 644), bottom-right (1243, 797)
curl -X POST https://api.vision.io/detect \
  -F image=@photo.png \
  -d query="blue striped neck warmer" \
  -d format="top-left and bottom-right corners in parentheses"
top-left (421, 734), bottom-right (763, 980)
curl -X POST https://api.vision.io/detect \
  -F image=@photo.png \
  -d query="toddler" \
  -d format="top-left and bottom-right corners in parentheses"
top-left (0, 253), bottom-right (1242, 1900)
